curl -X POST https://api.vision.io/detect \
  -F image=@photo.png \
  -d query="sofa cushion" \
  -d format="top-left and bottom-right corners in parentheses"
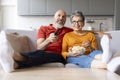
top-left (6, 32), bottom-right (30, 53)
top-left (108, 31), bottom-right (120, 53)
top-left (5, 29), bottom-right (37, 51)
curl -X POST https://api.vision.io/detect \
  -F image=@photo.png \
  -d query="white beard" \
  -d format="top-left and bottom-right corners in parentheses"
top-left (54, 23), bottom-right (64, 29)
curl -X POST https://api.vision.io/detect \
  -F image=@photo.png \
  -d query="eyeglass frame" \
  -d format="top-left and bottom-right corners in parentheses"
top-left (71, 20), bottom-right (84, 24)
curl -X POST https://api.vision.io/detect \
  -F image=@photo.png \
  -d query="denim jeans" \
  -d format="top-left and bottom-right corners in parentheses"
top-left (67, 50), bottom-right (102, 68)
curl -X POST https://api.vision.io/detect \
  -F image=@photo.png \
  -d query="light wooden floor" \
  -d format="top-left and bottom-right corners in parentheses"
top-left (0, 67), bottom-right (120, 80)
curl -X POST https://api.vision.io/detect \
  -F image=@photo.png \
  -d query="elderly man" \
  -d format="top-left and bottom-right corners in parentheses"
top-left (0, 9), bottom-right (72, 72)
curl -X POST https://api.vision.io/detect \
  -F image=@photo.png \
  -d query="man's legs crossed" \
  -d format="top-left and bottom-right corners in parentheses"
top-left (17, 50), bottom-right (66, 68)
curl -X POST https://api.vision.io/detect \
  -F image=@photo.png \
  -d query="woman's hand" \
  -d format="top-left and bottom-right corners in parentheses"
top-left (67, 47), bottom-right (80, 57)
top-left (82, 40), bottom-right (90, 47)
top-left (82, 40), bottom-right (94, 52)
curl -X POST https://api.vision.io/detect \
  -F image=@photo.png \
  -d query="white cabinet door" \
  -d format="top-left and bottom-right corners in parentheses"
top-left (17, 0), bottom-right (30, 15)
top-left (89, 0), bottom-right (114, 15)
top-left (17, 0), bottom-right (115, 16)
top-left (47, 0), bottom-right (71, 15)
top-left (114, 0), bottom-right (120, 30)
top-left (72, 0), bottom-right (89, 15)
top-left (30, 0), bottom-right (47, 15)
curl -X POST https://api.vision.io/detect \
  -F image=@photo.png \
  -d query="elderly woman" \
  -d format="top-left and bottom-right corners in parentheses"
top-left (62, 11), bottom-right (120, 73)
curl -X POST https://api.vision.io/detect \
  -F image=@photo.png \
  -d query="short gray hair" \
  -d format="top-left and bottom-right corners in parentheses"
top-left (70, 10), bottom-right (85, 23)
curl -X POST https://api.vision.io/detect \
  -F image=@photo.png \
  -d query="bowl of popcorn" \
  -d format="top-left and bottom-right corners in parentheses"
top-left (71, 46), bottom-right (86, 55)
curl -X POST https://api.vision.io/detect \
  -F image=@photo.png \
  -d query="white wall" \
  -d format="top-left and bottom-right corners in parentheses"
top-left (0, 4), bottom-right (71, 30)
top-left (0, 7), bottom-right (2, 30)
top-left (0, 0), bottom-right (17, 30)
top-left (0, 0), bottom-right (114, 31)
top-left (1, 0), bottom-right (16, 5)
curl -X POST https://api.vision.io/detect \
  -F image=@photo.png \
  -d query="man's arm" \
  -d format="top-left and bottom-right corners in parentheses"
top-left (37, 33), bottom-right (58, 50)
top-left (94, 31), bottom-right (112, 39)
top-left (83, 30), bottom-right (112, 39)
top-left (37, 38), bottom-right (51, 50)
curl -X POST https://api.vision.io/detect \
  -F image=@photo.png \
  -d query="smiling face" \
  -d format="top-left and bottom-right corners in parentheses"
top-left (54, 10), bottom-right (66, 29)
top-left (71, 16), bottom-right (84, 31)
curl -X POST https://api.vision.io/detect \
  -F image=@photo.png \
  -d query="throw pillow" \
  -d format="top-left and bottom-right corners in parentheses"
top-left (6, 32), bottom-right (30, 53)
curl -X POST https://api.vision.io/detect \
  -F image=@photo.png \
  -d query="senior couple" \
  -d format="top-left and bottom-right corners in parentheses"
top-left (0, 9), bottom-right (120, 73)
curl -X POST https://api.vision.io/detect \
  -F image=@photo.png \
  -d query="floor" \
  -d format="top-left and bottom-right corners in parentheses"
top-left (0, 67), bottom-right (120, 80)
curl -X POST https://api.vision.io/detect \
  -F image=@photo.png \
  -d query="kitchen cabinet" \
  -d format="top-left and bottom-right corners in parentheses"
top-left (72, 0), bottom-right (114, 15)
top-left (17, 0), bottom-right (115, 16)
top-left (17, 0), bottom-right (30, 15)
top-left (30, 0), bottom-right (46, 15)
top-left (17, 0), bottom-right (47, 15)
top-left (18, 0), bottom-right (71, 15)
top-left (72, 0), bottom-right (89, 15)
top-left (89, 0), bottom-right (114, 15)
top-left (114, 0), bottom-right (120, 30)
top-left (46, 0), bottom-right (71, 15)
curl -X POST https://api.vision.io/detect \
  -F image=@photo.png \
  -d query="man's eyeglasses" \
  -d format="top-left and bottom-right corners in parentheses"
top-left (72, 20), bottom-right (84, 24)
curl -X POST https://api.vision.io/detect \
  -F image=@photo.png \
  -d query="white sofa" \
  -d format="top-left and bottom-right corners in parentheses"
top-left (5, 29), bottom-right (120, 68)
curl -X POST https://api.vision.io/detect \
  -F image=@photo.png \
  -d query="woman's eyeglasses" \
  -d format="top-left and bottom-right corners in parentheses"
top-left (72, 20), bottom-right (84, 24)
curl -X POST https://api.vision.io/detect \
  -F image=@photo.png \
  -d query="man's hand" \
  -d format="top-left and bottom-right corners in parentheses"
top-left (95, 31), bottom-right (112, 39)
top-left (47, 33), bottom-right (58, 42)
top-left (37, 33), bottom-right (58, 50)
top-left (83, 30), bottom-right (112, 39)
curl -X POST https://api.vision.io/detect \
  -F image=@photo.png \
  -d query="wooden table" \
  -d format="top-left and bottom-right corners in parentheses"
top-left (0, 67), bottom-right (120, 80)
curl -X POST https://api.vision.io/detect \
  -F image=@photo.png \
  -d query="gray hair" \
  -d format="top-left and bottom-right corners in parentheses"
top-left (70, 10), bottom-right (85, 23)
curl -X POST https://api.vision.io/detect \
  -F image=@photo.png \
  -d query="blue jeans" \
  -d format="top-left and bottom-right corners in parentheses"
top-left (67, 50), bottom-right (102, 68)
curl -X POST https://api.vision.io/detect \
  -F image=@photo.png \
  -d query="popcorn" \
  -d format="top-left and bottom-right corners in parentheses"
top-left (71, 46), bottom-right (86, 55)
